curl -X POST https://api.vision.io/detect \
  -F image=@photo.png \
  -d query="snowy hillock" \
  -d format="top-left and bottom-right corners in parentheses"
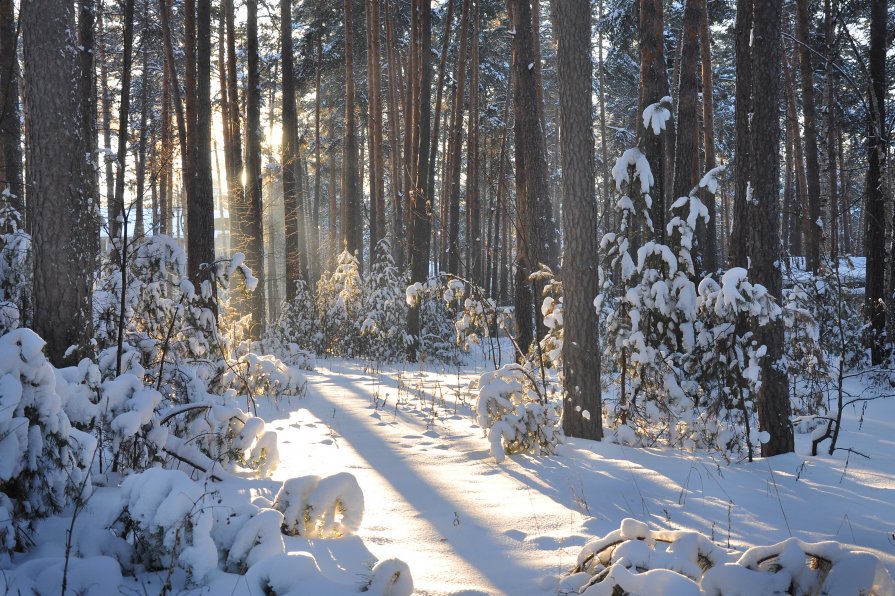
top-left (0, 329), bottom-right (412, 595)
top-left (563, 517), bottom-right (894, 595)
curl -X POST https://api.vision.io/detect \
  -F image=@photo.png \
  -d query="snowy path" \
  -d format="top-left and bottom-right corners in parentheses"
top-left (258, 360), bottom-right (895, 595)
top-left (264, 361), bottom-right (587, 595)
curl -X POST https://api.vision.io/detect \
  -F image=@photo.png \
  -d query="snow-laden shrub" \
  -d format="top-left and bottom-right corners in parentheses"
top-left (685, 268), bottom-right (781, 458)
top-left (214, 503), bottom-right (285, 574)
top-left (537, 275), bottom-right (564, 369)
top-left (223, 352), bottom-right (308, 398)
top-left (164, 392), bottom-right (281, 477)
top-left (599, 162), bottom-right (708, 447)
top-left (782, 280), bottom-right (828, 417)
top-left (61, 363), bottom-right (168, 472)
top-left (0, 203), bottom-right (30, 334)
top-left (273, 472), bottom-right (365, 538)
top-left (405, 277), bottom-right (463, 363)
top-left (476, 363), bottom-right (562, 463)
top-left (0, 329), bottom-right (95, 553)
top-left (316, 251), bottom-right (364, 357)
top-left (364, 558), bottom-right (415, 595)
top-left (94, 234), bottom-right (256, 384)
top-left (273, 277), bottom-right (322, 354)
top-left (361, 238), bottom-right (411, 362)
top-left (114, 468), bottom-right (217, 582)
top-left (114, 469), bottom-right (410, 592)
top-left (563, 518), bottom-right (894, 596)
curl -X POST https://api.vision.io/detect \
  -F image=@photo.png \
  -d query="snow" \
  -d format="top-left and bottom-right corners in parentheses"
top-left (642, 97), bottom-right (673, 136)
top-left (2, 342), bottom-right (894, 594)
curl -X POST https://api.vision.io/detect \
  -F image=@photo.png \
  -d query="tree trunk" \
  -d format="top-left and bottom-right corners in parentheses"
top-left (22, 0), bottom-right (94, 364)
top-left (78, 0), bottom-right (99, 260)
top-left (282, 0), bottom-right (305, 299)
top-left (672, 0), bottom-right (701, 266)
top-left (738, 0), bottom-right (794, 456)
top-left (729, 0), bottom-right (752, 266)
top-left (427, 0), bottom-right (455, 244)
top-left (135, 15), bottom-right (150, 238)
top-left (795, 0), bottom-right (822, 273)
top-left (187, 0), bottom-right (217, 303)
top-left (98, 0), bottom-right (114, 235)
top-left (342, 0), bottom-right (363, 265)
top-left (111, 0), bottom-right (135, 244)
top-left (313, 35), bottom-right (323, 282)
top-left (446, 0), bottom-right (470, 275)
top-left (384, 0), bottom-right (404, 266)
top-left (550, 0), bottom-right (603, 441)
top-left (224, 0), bottom-right (245, 262)
top-left (698, 0), bottom-right (717, 272)
top-left (466, 0), bottom-right (481, 286)
top-left (243, 0), bottom-right (266, 333)
top-left (638, 0), bottom-right (671, 243)
top-left (867, 0), bottom-right (886, 363)
top-left (366, 0), bottom-right (386, 258)
top-left (508, 0), bottom-right (559, 354)
top-left (407, 0), bottom-right (433, 361)
top-left (0, 0), bottom-right (22, 213)
top-left (825, 0), bottom-right (838, 261)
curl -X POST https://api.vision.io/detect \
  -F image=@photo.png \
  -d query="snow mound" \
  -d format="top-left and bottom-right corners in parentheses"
top-left (566, 519), bottom-right (894, 595)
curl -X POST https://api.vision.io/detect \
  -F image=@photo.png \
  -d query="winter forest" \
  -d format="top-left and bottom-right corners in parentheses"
top-left (0, 0), bottom-right (893, 593)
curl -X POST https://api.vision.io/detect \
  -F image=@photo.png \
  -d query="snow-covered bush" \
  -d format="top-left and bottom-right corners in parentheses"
top-left (94, 234), bottom-right (256, 384)
top-left (316, 251), bottom-right (364, 357)
top-left (564, 518), bottom-right (894, 596)
top-left (0, 203), bottom-right (30, 334)
top-left (685, 268), bottom-right (781, 458)
top-left (163, 393), bottom-right (281, 477)
top-left (782, 278), bottom-right (828, 417)
top-left (273, 472), bottom-right (365, 538)
top-left (405, 277), bottom-right (463, 363)
top-left (273, 277), bottom-right (322, 354)
top-left (361, 238), bottom-right (411, 362)
top-left (476, 363), bottom-right (562, 463)
top-left (537, 274), bottom-right (564, 369)
top-left (223, 351), bottom-right (308, 398)
top-left (599, 149), bottom-right (707, 447)
top-left (114, 468), bottom-right (218, 582)
top-left (0, 329), bottom-right (95, 554)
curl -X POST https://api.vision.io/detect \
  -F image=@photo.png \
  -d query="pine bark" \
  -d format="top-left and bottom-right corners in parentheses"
top-left (795, 0), bottom-right (822, 272)
top-left (638, 0), bottom-right (671, 243)
top-left (551, 0), bottom-right (603, 441)
top-left (446, 0), bottom-right (471, 275)
top-left (342, 0), bottom-right (363, 264)
top-left (187, 0), bottom-right (217, 300)
top-left (407, 0), bottom-right (433, 361)
top-left (22, 0), bottom-right (94, 364)
top-left (466, 0), bottom-right (481, 286)
top-left (0, 0), bottom-right (21, 212)
top-left (243, 0), bottom-right (266, 333)
top-left (735, 0), bottom-right (794, 456)
top-left (111, 0), bottom-right (135, 244)
top-left (366, 0), bottom-right (386, 257)
top-left (698, 0), bottom-right (717, 272)
top-left (282, 0), bottom-right (305, 299)
top-left (508, 0), bottom-right (559, 354)
top-left (866, 0), bottom-right (886, 363)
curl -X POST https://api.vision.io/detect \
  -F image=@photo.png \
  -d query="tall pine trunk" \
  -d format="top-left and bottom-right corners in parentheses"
top-left (550, 0), bottom-right (603, 441)
top-left (282, 0), bottom-right (306, 299)
top-left (407, 0), bottom-right (433, 361)
top-left (342, 0), bottom-right (363, 266)
top-left (22, 0), bottom-right (94, 364)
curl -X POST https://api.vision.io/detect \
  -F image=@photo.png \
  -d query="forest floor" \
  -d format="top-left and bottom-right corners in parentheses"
top-left (255, 352), bottom-right (895, 595)
top-left (5, 347), bottom-right (894, 595)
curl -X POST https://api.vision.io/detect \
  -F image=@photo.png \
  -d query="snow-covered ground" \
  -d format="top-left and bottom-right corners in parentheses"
top-left (258, 355), bottom-right (894, 595)
top-left (4, 347), bottom-right (894, 595)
